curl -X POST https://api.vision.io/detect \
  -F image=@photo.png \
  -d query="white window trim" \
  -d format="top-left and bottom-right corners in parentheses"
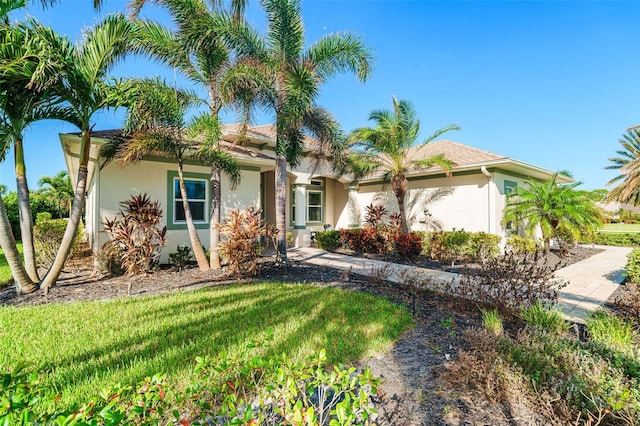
top-left (173, 177), bottom-right (209, 225)
top-left (307, 190), bottom-right (323, 223)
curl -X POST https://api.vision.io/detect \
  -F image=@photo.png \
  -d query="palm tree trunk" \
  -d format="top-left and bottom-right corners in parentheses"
top-left (0, 194), bottom-right (37, 294)
top-left (14, 139), bottom-right (39, 281)
top-left (392, 174), bottom-right (410, 234)
top-left (177, 163), bottom-right (210, 271)
top-left (209, 165), bottom-right (222, 269)
top-left (275, 154), bottom-right (288, 265)
top-left (39, 165), bottom-right (88, 290)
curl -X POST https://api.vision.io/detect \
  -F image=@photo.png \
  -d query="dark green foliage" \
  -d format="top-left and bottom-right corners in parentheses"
top-left (168, 245), bottom-right (192, 270)
top-left (584, 232), bottom-right (640, 246)
top-left (625, 248), bottom-right (640, 283)
top-left (315, 230), bottom-right (341, 251)
top-left (442, 229), bottom-right (470, 266)
top-left (393, 232), bottom-right (423, 260)
top-left (1, 190), bottom-right (58, 239)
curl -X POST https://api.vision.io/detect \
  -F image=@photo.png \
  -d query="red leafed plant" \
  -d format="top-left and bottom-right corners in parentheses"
top-left (216, 207), bottom-right (276, 275)
top-left (393, 232), bottom-right (423, 260)
top-left (101, 193), bottom-right (167, 275)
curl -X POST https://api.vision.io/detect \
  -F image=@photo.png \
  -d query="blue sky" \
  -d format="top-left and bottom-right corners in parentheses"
top-left (2, 0), bottom-right (639, 191)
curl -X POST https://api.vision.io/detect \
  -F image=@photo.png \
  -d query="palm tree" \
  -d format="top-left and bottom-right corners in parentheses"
top-left (606, 127), bottom-right (640, 206)
top-left (130, 0), bottom-right (250, 269)
top-left (503, 173), bottom-right (602, 252)
top-left (38, 171), bottom-right (73, 218)
top-left (347, 97), bottom-right (460, 234)
top-left (33, 14), bottom-right (135, 290)
top-left (103, 78), bottom-right (221, 271)
top-left (233, 0), bottom-right (373, 263)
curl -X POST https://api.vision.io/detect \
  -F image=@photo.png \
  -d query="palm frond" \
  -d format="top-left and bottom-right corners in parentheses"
top-left (306, 32), bottom-right (373, 82)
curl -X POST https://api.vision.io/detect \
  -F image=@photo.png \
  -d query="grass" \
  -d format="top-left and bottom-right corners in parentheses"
top-left (586, 310), bottom-right (637, 352)
top-left (521, 301), bottom-right (569, 335)
top-left (0, 242), bottom-right (21, 288)
top-left (0, 282), bottom-right (412, 407)
top-left (600, 223), bottom-right (640, 232)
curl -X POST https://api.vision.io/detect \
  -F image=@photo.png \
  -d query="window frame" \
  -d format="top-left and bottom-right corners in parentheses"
top-left (290, 179), bottom-right (325, 226)
top-left (166, 171), bottom-right (210, 230)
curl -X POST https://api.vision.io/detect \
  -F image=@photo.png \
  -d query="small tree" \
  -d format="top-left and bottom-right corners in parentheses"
top-left (503, 173), bottom-right (602, 252)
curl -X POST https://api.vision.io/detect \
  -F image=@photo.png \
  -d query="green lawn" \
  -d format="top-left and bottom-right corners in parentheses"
top-left (0, 282), bottom-right (412, 407)
top-left (600, 223), bottom-right (640, 232)
top-left (0, 242), bottom-right (21, 287)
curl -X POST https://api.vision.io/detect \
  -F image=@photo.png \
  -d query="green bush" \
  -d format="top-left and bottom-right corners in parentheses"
top-left (626, 248), bottom-right (640, 283)
top-left (0, 350), bottom-right (380, 426)
top-left (466, 232), bottom-right (501, 262)
top-left (169, 245), bottom-right (192, 270)
top-left (583, 232), bottom-right (640, 246)
top-left (315, 230), bottom-right (341, 251)
top-left (442, 229), bottom-right (470, 266)
top-left (506, 235), bottom-right (539, 254)
top-left (33, 219), bottom-right (83, 268)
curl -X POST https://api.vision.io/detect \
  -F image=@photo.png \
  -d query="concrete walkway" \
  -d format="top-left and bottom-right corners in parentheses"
top-left (556, 245), bottom-right (632, 322)
top-left (290, 245), bottom-right (632, 323)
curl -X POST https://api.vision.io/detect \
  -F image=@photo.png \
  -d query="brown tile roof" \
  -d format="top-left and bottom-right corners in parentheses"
top-left (69, 129), bottom-right (274, 161)
top-left (404, 140), bottom-right (507, 168)
top-left (221, 123), bottom-right (319, 147)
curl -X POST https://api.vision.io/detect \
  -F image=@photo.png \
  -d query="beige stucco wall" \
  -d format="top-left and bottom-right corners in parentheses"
top-left (94, 159), bottom-right (260, 263)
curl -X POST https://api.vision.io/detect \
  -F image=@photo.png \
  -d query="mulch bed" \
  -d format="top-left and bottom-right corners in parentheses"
top-left (0, 246), bottom-right (606, 425)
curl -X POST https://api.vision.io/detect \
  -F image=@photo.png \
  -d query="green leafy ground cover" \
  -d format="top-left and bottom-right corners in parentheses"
top-left (0, 282), bottom-right (412, 407)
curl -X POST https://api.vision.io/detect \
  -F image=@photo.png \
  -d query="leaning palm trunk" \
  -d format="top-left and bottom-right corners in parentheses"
top-left (275, 154), bottom-right (288, 264)
top-left (177, 165), bottom-right (210, 271)
top-left (209, 166), bottom-right (222, 269)
top-left (39, 165), bottom-right (88, 290)
top-left (0, 193), bottom-right (38, 294)
top-left (15, 139), bottom-right (39, 281)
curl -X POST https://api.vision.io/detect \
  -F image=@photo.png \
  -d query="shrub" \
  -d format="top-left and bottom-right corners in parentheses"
top-left (614, 283), bottom-right (640, 324)
top-left (521, 301), bottom-right (569, 335)
top-left (429, 251), bottom-right (567, 312)
top-left (506, 235), bottom-right (539, 254)
top-left (393, 232), bottom-right (423, 260)
top-left (169, 245), bottom-right (192, 270)
top-left (33, 219), bottom-right (83, 268)
top-left (584, 232), bottom-right (640, 246)
top-left (339, 228), bottom-right (387, 255)
top-left (0, 350), bottom-right (380, 426)
top-left (466, 232), bottom-right (501, 263)
top-left (217, 207), bottom-right (275, 275)
top-left (100, 193), bottom-right (167, 276)
top-left (364, 203), bottom-right (387, 228)
top-left (316, 230), bottom-right (341, 251)
top-left (35, 211), bottom-right (52, 223)
top-left (442, 229), bottom-right (470, 266)
top-left (625, 248), bottom-right (640, 283)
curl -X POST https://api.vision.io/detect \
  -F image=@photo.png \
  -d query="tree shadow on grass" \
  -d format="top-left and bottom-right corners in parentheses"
top-left (36, 283), bottom-right (410, 406)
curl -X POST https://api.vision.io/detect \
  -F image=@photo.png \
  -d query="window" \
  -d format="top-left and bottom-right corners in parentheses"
top-left (174, 178), bottom-right (207, 223)
top-left (307, 191), bottom-right (322, 222)
top-left (504, 180), bottom-right (517, 195)
top-left (167, 171), bottom-right (209, 230)
top-left (290, 180), bottom-right (324, 225)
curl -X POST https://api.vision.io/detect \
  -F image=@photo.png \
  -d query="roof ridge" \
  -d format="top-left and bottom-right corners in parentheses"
top-left (428, 139), bottom-right (509, 159)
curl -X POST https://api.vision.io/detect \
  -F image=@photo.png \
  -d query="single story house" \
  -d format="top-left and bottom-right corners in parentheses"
top-left (60, 124), bottom-right (570, 262)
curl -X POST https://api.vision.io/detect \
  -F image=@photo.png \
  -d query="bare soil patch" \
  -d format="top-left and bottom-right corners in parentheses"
top-left (0, 246), bottom-right (603, 425)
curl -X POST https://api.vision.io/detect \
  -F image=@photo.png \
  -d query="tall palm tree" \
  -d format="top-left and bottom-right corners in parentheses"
top-left (606, 127), bottom-right (640, 206)
top-left (129, 0), bottom-right (250, 269)
top-left (503, 173), bottom-right (602, 252)
top-left (33, 14), bottom-right (135, 290)
top-left (347, 97), bottom-right (459, 234)
top-left (38, 170), bottom-right (73, 218)
top-left (233, 0), bottom-right (373, 263)
top-left (103, 78), bottom-right (227, 271)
